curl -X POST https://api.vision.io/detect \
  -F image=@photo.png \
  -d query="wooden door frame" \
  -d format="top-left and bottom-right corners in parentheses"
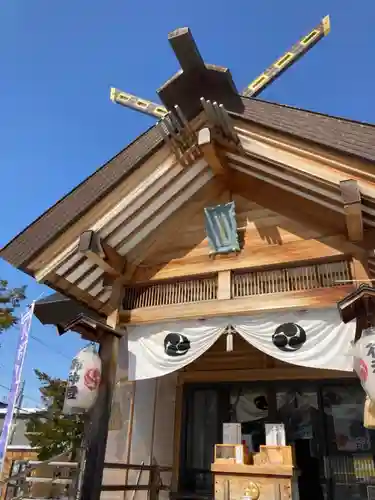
top-left (173, 377), bottom-right (362, 496)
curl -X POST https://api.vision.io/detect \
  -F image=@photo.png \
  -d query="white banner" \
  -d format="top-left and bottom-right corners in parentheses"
top-left (127, 308), bottom-right (355, 380)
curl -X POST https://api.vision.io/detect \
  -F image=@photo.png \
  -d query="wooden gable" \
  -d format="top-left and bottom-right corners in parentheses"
top-left (119, 171), bottom-right (361, 325)
top-left (2, 102), bottom-right (375, 322)
top-left (132, 187), bottom-right (347, 283)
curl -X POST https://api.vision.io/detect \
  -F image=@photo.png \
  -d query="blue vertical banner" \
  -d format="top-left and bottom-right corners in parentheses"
top-left (0, 303), bottom-right (34, 472)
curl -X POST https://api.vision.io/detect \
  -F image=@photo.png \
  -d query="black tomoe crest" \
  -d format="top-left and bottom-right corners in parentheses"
top-left (164, 333), bottom-right (190, 357)
top-left (254, 395), bottom-right (268, 411)
top-left (272, 323), bottom-right (306, 352)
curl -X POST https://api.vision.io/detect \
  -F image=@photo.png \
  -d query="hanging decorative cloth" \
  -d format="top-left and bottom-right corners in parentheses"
top-left (233, 309), bottom-right (354, 372)
top-left (128, 318), bottom-right (226, 380)
top-left (127, 308), bottom-right (356, 380)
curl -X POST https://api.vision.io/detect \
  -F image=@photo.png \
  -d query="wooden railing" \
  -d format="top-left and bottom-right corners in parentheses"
top-left (123, 275), bottom-right (218, 309)
top-left (232, 260), bottom-right (352, 298)
top-left (2, 460), bottom-right (79, 500)
top-left (122, 259), bottom-right (352, 310)
top-left (102, 463), bottom-right (171, 500)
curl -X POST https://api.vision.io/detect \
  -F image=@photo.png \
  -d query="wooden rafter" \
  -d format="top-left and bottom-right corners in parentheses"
top-left (79, 230), bottom-right (126, 277)
top-left (125, 179), bottom-right (226, 270)
top-left (228, 128), bottom-right (375, 229)
top-left (340, 179), bottom-right (364, 242)
top-left (198, 128), bottom-right (228, 176)
top-left (228, 169), bottom-right (346, 233)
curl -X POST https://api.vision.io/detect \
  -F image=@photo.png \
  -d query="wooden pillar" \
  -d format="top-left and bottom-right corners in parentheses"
top-left (80, 280), bottom-right (124, 500)
top-left (80, 333), bottom-right (120, 500)
top-left (171, 379), bottom-right (184, 493)
top-left (350, 251), bottom-right (371, 286)
top-left (217, 271), bottom-right (231, 300)
top-left (350, 253), bottom-right (371, 341)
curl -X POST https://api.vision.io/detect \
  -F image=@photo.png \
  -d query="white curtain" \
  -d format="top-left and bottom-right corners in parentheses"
top-left (127, 308), bottom-right (355, 380)
top-left (233, 308), bottom-right (354, 372)
top-left (128, 318), bottom-right (226, 380)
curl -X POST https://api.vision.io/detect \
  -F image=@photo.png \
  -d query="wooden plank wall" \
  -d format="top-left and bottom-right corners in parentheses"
top-left (133, 189), bottom-right (345, 282)
top-left (152, 374), bottom-right (177, 500)
top-left (102, 373), bottom-right (177, 500)
top-left (180, 334), bottom-right (355, 384)
top-left (184, 334), bottom-right (273, 373)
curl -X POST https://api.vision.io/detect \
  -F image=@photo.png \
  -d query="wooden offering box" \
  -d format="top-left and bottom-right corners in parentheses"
top-left (214, 444), bottom-right (250, 465)
top-left (212, 445), bottom-right (296, 500)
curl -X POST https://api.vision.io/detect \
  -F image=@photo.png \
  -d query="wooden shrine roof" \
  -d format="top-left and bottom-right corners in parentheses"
top-left (2, 97), bottom-right (375, 273)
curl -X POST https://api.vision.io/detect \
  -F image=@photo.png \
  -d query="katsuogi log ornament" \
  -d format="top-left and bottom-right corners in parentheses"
top-left (63, 345), bottom-right (102, 415)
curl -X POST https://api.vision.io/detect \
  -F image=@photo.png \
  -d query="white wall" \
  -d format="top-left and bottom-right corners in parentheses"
top-left (102, 336), bottom-right (132, 500)
top-left (152, 373), bottom-right (178, 500)
top-left (102, 335), bottom-right (178, 500)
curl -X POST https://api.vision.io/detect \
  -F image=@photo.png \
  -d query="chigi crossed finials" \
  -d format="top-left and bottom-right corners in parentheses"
top-left (110, 16), bottom-right (330, 127)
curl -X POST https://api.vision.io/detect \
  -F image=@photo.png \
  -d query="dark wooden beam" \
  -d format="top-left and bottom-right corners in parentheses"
top-left (337, 284), bottom-right (375, 325)
top-left (79, 231), bottom-right (126, 277)
top-left (158, 29), bottom-right (242, 121)
top-left (340, 179), bottom-right (363, 242)
top-left (79, 333), bottom-right (120, 500)
top-left (168, 27), bottom-right (205, 73)
top-left (198, 127), bottom-right (228, 176)
top-left (61, 314), bottom-right (124, 340)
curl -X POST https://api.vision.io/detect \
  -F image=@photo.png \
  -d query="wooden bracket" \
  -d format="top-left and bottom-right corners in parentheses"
top-left (200, 99), bottom-right (240, 148)
top-left (340, 179), bottom-right (363, 242)
top-left (79, 231), bottom-right (126, 277)
top-left (337, 284), bottom-right (375, 328)
top-left (168, 27), bottom-right (205, 73)
top-left (198, 127), bottom-right (228, 176)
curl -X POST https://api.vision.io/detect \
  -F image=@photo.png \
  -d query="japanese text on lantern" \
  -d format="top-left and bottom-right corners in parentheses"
top-left (367, 343), bottom-right (375, 373)
top-left (67, 358), bottom-right (82, 400)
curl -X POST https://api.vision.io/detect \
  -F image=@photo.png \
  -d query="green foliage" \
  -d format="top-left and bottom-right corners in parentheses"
top-left (0, 279), bottom-right (26, 333)
top-left (26, 369), bottom-right (84, 460)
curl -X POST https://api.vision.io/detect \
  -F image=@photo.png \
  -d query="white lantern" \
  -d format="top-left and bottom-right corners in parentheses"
top-left (63, 345), bottom-right (102, 415)
top-left (352, 327), bottom-right (375, 402)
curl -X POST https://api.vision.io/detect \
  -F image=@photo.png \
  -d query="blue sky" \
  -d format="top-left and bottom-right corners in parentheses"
top-left (0, 0), bottom-right (374, 405)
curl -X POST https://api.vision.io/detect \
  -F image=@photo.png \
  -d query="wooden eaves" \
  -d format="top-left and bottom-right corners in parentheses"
top-left (1, 98), bottom-right (375, 317)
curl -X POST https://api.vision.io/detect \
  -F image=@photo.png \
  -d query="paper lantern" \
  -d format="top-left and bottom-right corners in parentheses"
top-left (63, 345), bottom-right (102, 415)
top-left (352, 327), bottom-right (375, 402)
